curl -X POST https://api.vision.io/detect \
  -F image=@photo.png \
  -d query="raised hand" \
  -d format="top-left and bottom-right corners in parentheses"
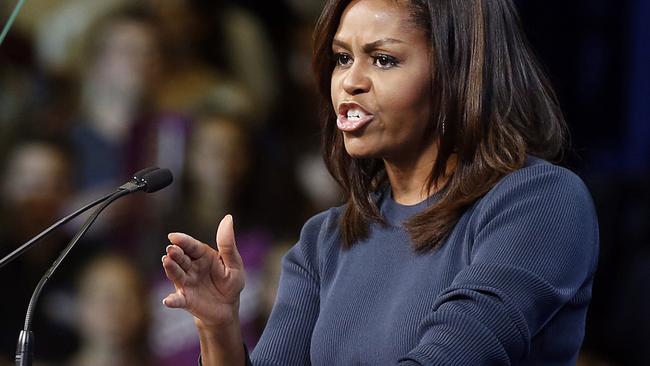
top-left (162, 214), bottom-right (245, 330)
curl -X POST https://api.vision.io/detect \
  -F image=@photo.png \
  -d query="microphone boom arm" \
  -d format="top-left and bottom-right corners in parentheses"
top-left (16, 188), bottom-right (132, 365)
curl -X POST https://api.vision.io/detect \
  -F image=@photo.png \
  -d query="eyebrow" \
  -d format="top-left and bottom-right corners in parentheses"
top-left (332, 38), bottom-right (405, 53)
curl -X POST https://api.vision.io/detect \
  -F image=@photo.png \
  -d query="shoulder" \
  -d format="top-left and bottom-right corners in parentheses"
top-left (467, 156), bottom-right (599, 268)
top-left (300, 205), bottom-right (344, 245)
top-left (286, 205), bottom-right (345, 269)
top-left (480, 156), bottom-right (595, 214)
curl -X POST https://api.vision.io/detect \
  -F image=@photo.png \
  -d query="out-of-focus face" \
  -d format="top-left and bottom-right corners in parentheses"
top-left (330, 0), bottom-right (434, 163)
top-left (2, 143), bottom-right (71, 236)
top-left (78, 257), bottom-right (146, 348)
top-left (94, 20), bottom-right (160, 96)
top-left (187, 118), bottom-right (249, 201)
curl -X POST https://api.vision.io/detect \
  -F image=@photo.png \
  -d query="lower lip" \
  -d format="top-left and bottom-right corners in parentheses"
top-left (336, 114), bottom-right (374, 132)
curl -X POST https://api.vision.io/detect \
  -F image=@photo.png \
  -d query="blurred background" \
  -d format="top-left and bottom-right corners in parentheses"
top-left (0, 0), bottom-right (647, 365)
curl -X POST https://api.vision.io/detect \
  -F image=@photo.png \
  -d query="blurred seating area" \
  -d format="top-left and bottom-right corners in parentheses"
top-left (0, 0), bottom-right (647, 365)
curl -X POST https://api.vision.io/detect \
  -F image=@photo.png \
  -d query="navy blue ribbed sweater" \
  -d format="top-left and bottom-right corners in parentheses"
top-left (250, 157), bottom-right (599, 365)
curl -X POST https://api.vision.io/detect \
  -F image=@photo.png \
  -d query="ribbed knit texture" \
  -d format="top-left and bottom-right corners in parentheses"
top-left (250, 157), bottom-right (599, 365)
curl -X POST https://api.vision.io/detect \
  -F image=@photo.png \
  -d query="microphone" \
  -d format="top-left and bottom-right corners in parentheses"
top-left (117, 166), bottom-right (166, 192)
top-left (0, 167), bottom-right (170, 269)
top-left (140, 168), bottom-right (174, 193)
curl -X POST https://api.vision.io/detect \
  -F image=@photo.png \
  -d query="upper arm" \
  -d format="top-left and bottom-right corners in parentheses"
top-left (399, 164), bottom-right (599, 365)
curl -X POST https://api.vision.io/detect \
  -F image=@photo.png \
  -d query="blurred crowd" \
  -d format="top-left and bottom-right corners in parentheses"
top-left (0, 0), bottom-right (647, 365)
top-left (0, 1), bottom-right (334, 365)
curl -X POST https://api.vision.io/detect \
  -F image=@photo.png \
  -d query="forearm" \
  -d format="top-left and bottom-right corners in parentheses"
top-left (196, 316), bottom-right (246, 366)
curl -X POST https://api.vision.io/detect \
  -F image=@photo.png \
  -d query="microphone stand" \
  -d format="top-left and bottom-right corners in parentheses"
top-left (14, 179), bottom-right (148, 365)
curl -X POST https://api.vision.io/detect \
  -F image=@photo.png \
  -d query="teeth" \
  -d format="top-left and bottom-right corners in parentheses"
top-left (346, 108), bottom-right (366, 120)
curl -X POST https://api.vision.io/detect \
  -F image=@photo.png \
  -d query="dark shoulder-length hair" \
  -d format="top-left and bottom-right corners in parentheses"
top-left (313, 0), bottom-right (568, 253)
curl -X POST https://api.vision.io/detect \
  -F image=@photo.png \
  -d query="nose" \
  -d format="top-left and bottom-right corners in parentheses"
top-left (342, 63), bottom-right (370, 95)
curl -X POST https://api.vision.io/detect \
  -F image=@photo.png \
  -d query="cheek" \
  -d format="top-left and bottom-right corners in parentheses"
top-left (380, 75), bottom-right (431, 124)
top-left (330, 74), bottom-right (340, 108)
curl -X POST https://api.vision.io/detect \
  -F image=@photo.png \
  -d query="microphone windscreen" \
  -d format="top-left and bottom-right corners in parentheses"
top-left (141, 168), bottom-right (173, 193)
top-left (132, 167), bottom-right (159, 181)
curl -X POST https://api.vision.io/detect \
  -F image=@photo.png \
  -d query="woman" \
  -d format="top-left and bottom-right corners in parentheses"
top-left (161, 0), bottom-right (599, 365)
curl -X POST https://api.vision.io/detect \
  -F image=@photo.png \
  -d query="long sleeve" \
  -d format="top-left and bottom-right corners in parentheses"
top-left (398, 164), bottom-right (599, 365)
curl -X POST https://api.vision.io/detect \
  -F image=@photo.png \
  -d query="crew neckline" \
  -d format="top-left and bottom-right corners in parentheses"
top-left (378, 186), bottom-right (441, 226)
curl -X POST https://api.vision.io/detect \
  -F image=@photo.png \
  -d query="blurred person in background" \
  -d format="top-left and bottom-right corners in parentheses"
top-left (68, 5), bottom-right (162, 191)
top-left (0, 139), bottom-right (80, 363)
top-left (183, 93), bottom-right (273, 347)
top-left (67, 253), bottom-right (151, 366)
top-left (7, 0), bottom-right (130, 139)
top-left (29, 0), bottom-right (129, 78)
top-left (144, 0), bottom-right (223, 115)
top-left (146, 0), bottom-right (279, 123)
top-left (63, 5), bottom-right (190, 255)
top-left (149, 86), bottom-right (273, 365)
top-left (181, 94), bottom-right (257, 236)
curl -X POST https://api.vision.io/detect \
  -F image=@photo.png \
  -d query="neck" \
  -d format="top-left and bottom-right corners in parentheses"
top-left (384, 143), bottom-right (453, 205)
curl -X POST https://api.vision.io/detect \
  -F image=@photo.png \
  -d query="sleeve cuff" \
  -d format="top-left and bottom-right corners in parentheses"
top-left (198, 343), bottom-right (253, 366)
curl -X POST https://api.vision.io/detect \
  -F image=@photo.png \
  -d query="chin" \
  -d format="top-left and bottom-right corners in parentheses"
top-left (344, 147), bottom-right (381, 160)
top-left (346, 151), bottom-right (369, 159)
top-left (343, 138), bottom-right (380, 159)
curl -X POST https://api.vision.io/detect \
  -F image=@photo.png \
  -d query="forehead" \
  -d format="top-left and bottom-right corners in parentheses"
top-left (334, 0), bottom-right (419, 42)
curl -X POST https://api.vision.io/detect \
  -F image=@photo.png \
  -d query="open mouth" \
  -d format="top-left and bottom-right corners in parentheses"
top-left (337, 103), bottom-right (374, 132)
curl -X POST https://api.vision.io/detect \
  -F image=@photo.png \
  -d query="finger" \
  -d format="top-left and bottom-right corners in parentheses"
top-left (168, 232), bottom-right (208, 260)
top-left (162, 291), bottom-right (187, 308)
top-left (166, 245), bottom-right (192, 272)
top-left (215, 214), bottom-right (244, 270)
top-left (162, 254), bottom-right (186, 286)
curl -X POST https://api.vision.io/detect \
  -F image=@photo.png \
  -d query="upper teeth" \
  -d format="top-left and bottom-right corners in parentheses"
top-left (347, 109), bottom-right (365, 120)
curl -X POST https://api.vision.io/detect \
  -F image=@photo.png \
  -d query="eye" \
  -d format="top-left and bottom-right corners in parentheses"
top-left (335, 52), bottom-right (353, 67)
top-left (373, 54), bottom-right (399, 69)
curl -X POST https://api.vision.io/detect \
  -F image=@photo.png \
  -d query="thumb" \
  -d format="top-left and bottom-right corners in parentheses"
top-left (216, 214), bottom-right (244, 270)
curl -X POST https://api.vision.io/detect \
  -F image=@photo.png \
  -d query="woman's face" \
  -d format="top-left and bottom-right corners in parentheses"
top-left (330, 0), bottom-right (433, 162)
